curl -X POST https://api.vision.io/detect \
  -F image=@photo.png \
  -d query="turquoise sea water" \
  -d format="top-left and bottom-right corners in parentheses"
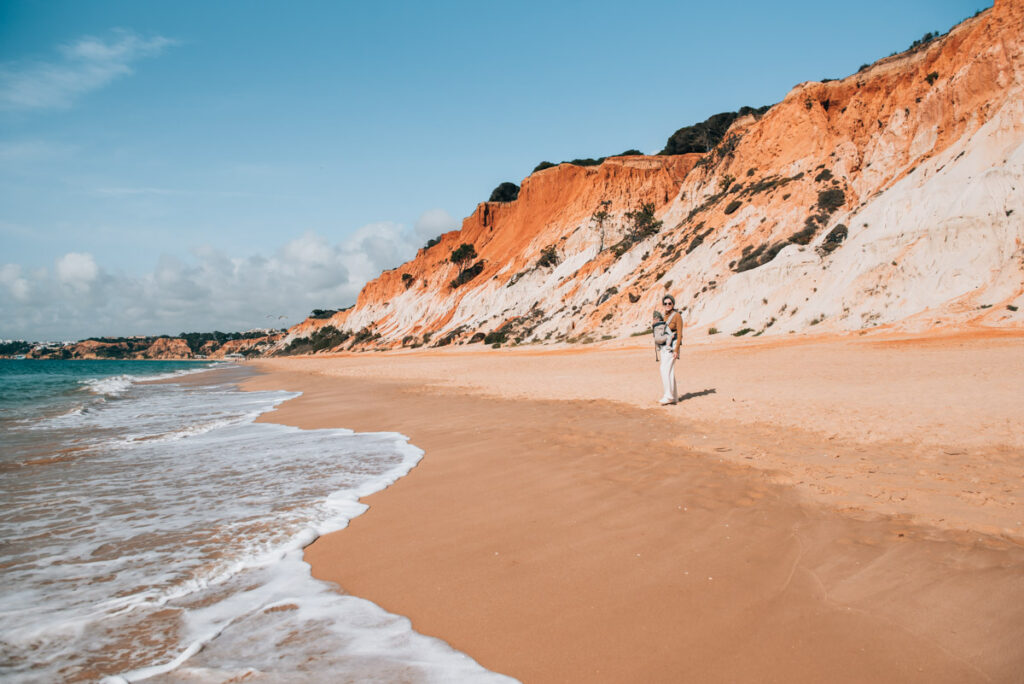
top-left (0, 360), bottom-right (512, 683)
top-left (0, 359), bottom-right (208, 421)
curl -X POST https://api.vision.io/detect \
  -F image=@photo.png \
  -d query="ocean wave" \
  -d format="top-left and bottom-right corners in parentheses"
top-left (123, 415), bottom-right (246, 444)
top-left (136, 364), bottom-right (224, 383)
top-left (81, 365), bottom-right (220, 398)
top-left (83, 375), bottom-right (135, 397)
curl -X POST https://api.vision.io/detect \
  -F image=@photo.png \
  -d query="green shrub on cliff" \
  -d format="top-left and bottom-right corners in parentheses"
top-left (611, 203), bottom-right (663, 256)
top-left (484, 330), bottom-right (508, 345)
top-left (488, 182), bottom-right (520, 202)
top-left (280, 336), bottom-right (311, 355)
top-left (309, 325), bottom-right (350, 352)
top-left (733, 240), bottom-right (788, 273)
top-left (536, 245), bottom-right (559, 269)
top-left (819, 224), bottom-right (849, 254)
top-left (450, 260), bottom-right (485, 289)
top-left (817, 188), bottom-right (846, 212)
top-left (350, 327), bottom-right (379, 346)
top-left (625, 203), bottom-right (663, 241)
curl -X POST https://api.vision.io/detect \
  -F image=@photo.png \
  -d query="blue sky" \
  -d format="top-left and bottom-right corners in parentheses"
top-left (0, 0), bottom-right (990, 340)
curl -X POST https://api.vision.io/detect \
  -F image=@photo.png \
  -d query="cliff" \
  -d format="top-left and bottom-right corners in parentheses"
top-left (144, 337), bottom-right (195, 360)
top-left (281, 0), bottom-right (1024, 353)
top-left (41, 337), bottom-right (196, 360)
top-left (21, 333), bottom-right (284, 360)
top-left (202, 335), bottom-right (284, 359)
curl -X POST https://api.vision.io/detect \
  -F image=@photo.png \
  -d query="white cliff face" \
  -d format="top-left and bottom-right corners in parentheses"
top-left (278, 2), bottom-right (1023, 353)
top-left (690, 94), bottom-right (1024, 339)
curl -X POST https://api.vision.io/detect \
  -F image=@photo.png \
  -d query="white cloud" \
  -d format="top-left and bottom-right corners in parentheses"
top-left (414, 208), bottom-right (457, 242)
top-left (56, 252), bottom-right (99, 291)
top-left (343, 221), bottom-right (417, 281)
top-left (0, 264), bottom-right (30, 301)
top-left (0, 30), bottom-right (176, 111)
top-left (0, 222), bottom-right (423, 340)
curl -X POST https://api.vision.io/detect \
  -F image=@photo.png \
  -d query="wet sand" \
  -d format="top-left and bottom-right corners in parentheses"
top-left (243, 332), bottom-right (1024, 682)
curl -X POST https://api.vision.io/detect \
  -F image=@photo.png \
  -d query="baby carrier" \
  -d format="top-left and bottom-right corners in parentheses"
top-left (652, 318), bottom-right (677, 360)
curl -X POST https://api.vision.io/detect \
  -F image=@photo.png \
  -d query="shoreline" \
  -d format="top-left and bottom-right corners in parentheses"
top-left (241, 333), bottom-right (1024, 682)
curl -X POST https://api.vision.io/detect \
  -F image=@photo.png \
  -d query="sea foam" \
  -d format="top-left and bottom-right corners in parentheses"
top-left (0, 368), bottom-right (513, 683)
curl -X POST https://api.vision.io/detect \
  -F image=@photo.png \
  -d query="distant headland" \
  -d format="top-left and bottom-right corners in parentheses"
top-left (1, 329), bottom-right (284, 360)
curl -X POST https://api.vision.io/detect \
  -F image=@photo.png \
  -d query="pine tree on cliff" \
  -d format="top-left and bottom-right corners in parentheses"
top-left (450, 243), bottom-right (478, 279)
top-left (590, 200), bottom-right (612, 255)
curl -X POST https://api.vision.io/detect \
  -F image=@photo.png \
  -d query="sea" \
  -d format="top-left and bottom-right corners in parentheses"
top-left (0, 359), bottom-right (512, 683)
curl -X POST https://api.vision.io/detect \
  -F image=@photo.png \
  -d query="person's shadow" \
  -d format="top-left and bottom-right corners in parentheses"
top-left (677, 388), bottom-right (716, 402)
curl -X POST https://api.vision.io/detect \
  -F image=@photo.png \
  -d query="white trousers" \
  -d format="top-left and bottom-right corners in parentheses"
top-left (659, 347), bottom-right (677, 402)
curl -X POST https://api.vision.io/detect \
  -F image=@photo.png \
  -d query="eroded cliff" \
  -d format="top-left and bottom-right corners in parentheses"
top-left (282, 0), bottom-right (1024, 353)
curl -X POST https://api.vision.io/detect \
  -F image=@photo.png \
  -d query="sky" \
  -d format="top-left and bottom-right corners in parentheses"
top-left (0, 0), bottom-right (990, 341)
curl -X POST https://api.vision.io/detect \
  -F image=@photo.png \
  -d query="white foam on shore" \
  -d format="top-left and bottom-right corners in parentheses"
top-left (111, 545), bottom-right (508, 684)
top-left (1, 374), bottom-right (515, 683)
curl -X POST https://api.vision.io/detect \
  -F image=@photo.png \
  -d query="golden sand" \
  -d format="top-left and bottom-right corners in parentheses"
top-left (243, 332), bottom-right (1024, 682)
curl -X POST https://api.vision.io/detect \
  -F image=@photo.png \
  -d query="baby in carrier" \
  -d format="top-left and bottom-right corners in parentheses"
top-left (651, 310), bottom-right (676, 360)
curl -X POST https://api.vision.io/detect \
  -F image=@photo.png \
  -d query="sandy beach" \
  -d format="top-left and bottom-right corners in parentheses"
top-left (245, 331), bottom-right (1024, 682)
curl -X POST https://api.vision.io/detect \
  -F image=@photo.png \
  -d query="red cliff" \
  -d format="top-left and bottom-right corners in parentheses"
top-left (280, 0), bottom-right (1023, 353)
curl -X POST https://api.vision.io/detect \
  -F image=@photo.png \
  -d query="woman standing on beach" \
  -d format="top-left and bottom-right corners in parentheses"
top-left (656, 294), bottom-right (683, 405)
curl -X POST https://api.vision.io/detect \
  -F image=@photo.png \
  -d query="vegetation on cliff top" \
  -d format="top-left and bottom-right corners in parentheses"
top-left (489, 182), bottom-right (520, 202)
top-left (659, 106), bottom-right (770, 156)
top-left (177, 330), bottom-right (275, 354)
top-left (531, 150), bottom-right (645, 174)
top-left (308, 309), bottom-right (339, 319)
